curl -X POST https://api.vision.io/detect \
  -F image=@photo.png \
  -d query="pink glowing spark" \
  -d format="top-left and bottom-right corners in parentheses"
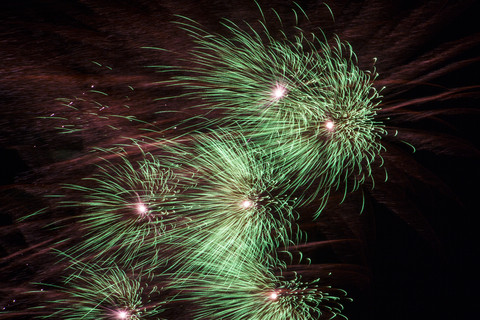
top-left (240, 199), bottom-right (254, 209)
top-left (271, 84), bottom-right (286, 99)
top-left (116, 310), bottom-right (129, 319)
top-left (325, 120), bottom-right (335, 131)
top-left (269, 291), bottom-right (278, 300)
top-left (136, 203), bottom-right (148, 215)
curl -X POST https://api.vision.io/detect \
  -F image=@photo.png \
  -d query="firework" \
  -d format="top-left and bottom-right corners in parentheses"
top-left (152, 9), bottom-right (386, 217)
top-left (60, 147), bottom-right (185, 268)
top-left (152, 129), bottom-right (303, 273)
top-left (174, 255), bottom-right (350, 320)
top-left (1, 1), bottom-right (477, 319)
top-left (38, 261), bottom-right (166, 320)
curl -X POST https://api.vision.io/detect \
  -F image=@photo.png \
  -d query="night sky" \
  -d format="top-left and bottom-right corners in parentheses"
top-left (1, 1), bottom-right (479, 319)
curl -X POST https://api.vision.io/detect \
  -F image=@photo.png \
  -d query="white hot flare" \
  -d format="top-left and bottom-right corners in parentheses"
top-left (271, 84), bottom-right (286, 100)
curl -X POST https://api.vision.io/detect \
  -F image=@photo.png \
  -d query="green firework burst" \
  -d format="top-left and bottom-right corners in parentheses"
top-left (153, 9), bottom-right (386, 216)
top-left (62, 148), bottom-right (185, 267)
top-left (175, 257), bottom-right (350, 320)
top-left (157, 130), bottom-right (302, 273)
top-left (40, 262), bottom-right (166, 320)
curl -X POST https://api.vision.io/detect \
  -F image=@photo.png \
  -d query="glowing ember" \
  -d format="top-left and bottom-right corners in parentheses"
top-left (136, 203), bottom-right (148, 214)
top-left (271, 84), bottom-right (286, 99)
top-left (240, 199), bottom-right (254, 209)
top-left (269, 292), bottom-right (278, 300)
top-left (116, 310), bottom-right (129, 319)
top-left (325, 120), bottom-right (335, 131)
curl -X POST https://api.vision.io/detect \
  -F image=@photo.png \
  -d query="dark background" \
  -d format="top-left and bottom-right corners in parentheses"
top-left (1, 0), bottom-right (479, 319)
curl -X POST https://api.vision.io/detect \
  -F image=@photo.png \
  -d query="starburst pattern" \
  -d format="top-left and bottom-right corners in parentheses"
top-left (155, 130), bottom-right (302, 273)
top-left (38, 262), bottom-right (166, 320)
top-left (1, 1), bottom-right (477, 320)
top-left (154, 12), bottom-right (385, 216)
top-left (174, 257), bottom-right (350, 320)
top-left (60, 149), bottom-right (184, 268)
